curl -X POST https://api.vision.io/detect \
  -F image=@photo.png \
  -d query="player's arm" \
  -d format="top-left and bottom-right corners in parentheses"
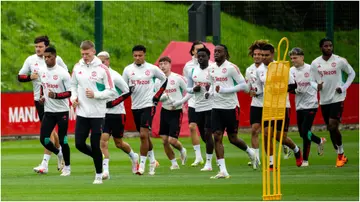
top-left (70, 66), bottom-right (79, 104)
top-left (94, 68), bottom-right (116, 100)
top-left (49, 71), bottom-right (72, 99)
top-left (172, 76), bottom-right (192, 107)
top-left (244, 68), bottom-right (252, 94)
top-left (106, 74), bottom-right (132, 108)
top-left (288, 69), bottom-right (298, 94)
top-left (18, 57), bottom-right (34, 82)
top-left (219, 66), bottom-right (249, 93)
top-left (337, 58), bottom-right (355, 93)
top-left (152, 67), bottom-right (168, 104)
top-left (310, 62), bottom-right (323, 91)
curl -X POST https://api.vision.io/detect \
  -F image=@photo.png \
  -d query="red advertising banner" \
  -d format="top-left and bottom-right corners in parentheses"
top-left (1, 84), bottom-right (358, 136)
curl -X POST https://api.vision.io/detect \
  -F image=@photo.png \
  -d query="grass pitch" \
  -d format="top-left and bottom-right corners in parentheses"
top-left (1, 130), bottom-right (358, 201)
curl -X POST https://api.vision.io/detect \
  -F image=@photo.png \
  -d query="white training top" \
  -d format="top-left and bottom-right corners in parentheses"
top-left (310, 54), bottom-right (356, 105)
top-left (256, 63), bottom-right (295, 108)
top-left (122, 62), bottom-right (167, 110)
top-left (188, 65), bottom-right (213, 112)
top-left (208, 60), bottom-right (247, 109)
top-left (156, 72), bottom-right (188, 111)
top-left (290, 63), bottom-right (318, 110)
top-left (18, 54), bottom-right (68, 101)
top-left (70, 57), bottom-right (115, 118)
top-left (245, 63), bottom-right (264, 107)
top-left (106, 67), bottom-right (129, 115)
top-left (39, 64), bottom-right (71, 113)
top-left (183, 57), bottom-right (198, 108)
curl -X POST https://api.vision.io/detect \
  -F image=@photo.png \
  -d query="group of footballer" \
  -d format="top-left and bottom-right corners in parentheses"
top-left (17, 36), bottom-right (355, 184)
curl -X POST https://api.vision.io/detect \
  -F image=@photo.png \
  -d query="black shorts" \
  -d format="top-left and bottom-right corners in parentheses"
top-left (188, 107), bottom-right (197, 124)
top-left (132, 107), bottom-right (156, 132)
top-left (250, 106), bottom-right (263, 125)
top-left (263, 108), bottom-right (290, 132)
top-left (102, 113), bottom-right (126, 138)
top-left (320, 101), bottom-right (344, 124)
top-left (211, 107), bottom-right (240, 135)
top-left (34, 100), bottom-right (45, 122)
top-left (196, 110), bottom-right (212, 130)
top-left (75, 116), bottom-right (104, 135)
top-left (159, 108), bottom-right (183, 138)
top-left (40, 111), bottom-right (69, 138)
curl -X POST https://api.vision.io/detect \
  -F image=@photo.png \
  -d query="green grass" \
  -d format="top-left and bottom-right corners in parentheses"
top-left (1, 1), bottom-right (358, 92)
top-left (2, 130), bottom-right (359, 201)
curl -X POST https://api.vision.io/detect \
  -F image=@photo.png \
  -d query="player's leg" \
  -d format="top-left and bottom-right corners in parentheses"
top-left (297, 109), bottom-right (311, 166)
top-left (145, 107), bottom-right (157, 175)
top-left (74, 116), bottom-right (92, 157)
top-left (321, 104), bottom-right (337, 150)
top-left (249, 106), bottom-right (262, 164)
top-left (100, 133), bottom-right (110, 179)
top-left (56, 112), bottom-right (70, 176)
top-left (159, 108), bottom-right (177, 169)
top-left (328, 102), bottom-right (347, 167)
top-left (38, 113), bottom-right (58, 174)
top-left (226, 107), bottom-right (257, 169)
top-left (263, 121), bottom-right (274, 170)
top-left (305, 108), bottom-right (326, 156)
top-left (197, 111), bottom-right (213, 171)
top-left (34, 101), bottom-right (52, 172)
top-left (188, 107), bottom-right (203, 166)
top-left (275, 109), bottom-right (302, 167)
top-left (89, 118), bottom-right (104, 184)
top-left (168, 109), bottom-right (186, 166)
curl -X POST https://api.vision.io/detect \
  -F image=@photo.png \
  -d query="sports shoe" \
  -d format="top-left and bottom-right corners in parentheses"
top-left (34, 164), bottom-right (48, 174)
top-left (191, 159), bottom-right (204, 167)
top-left (301, 161), bottom-right (309, 167)
top-left (57, 152), bottom-right (64, 172)
top-left (283, 146), bottom-right (292, 159)
top-left (102, 171), bottom-right (110, 180)
top-left (149, 161), bottom-right (157, 175)
top-left (248, 149), bottom-right (259, 170)
top-left (180, 148), bottom-right (187, 165)
top-left (170, 164), bottom-right (180, 170)
top-left (131, 153), bottom-right (139, 174)
top-left (269, 164), bottom-right (274, 171)
top-left (136, 166), bottom-right (144, 175)
top-left (60, 167), bottom-right (71, 176)
top-left (93, 176), bottom-right (103, 184)
top-left (294, 149), bottom-right (303, 167)
top-left (336, 154), bottom-right (348, 167)
top-left (200, 165), bottom-right (212, 171)
top-left (317, 137), bottom-right (326, 156)
top-left (210, 172), bottom-right (230, 179)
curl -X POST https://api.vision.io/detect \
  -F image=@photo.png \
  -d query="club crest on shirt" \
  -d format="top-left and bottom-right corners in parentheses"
top-left (53, 75), bottom-right (58, 80)
top-left (145, 70), bottom-right (150, 76)
top-left (170, 80), bottom-right (175, 85)
top-left (92, 71), bottom-right (97, 77)
top-left (222, 68), bottom-right (227, 73)
top-left (304, 72), bottom-right (309, 78)
top-left (331, 62), bottom-right (336, 67)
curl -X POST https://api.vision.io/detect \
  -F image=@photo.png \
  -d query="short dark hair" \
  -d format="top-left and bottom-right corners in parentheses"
top-left (197, 47), bottom-right (210, 57)
top-left (159, 56), bottom-right (171, 63)
top-left (132, 45), bottom-right (146, 53)
top-left (218, 44), bottom-right (230, 59)
top-left (261, 43), bottom-right (275, 53)
top-left (80, 40), bottom-right (95, 50)
top-left (319, 38), bottom-right (333, 48)
top-left (44, 47), bottom-right (56, 55)
top-left (189, 40), bottom-right (206, 56)
top-left (248, 39), bottom-right (269, 56)
top-left (34, 36), bottom-right (50, 46)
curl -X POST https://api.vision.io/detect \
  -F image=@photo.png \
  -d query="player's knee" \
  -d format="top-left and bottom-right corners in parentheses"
top-left (161, 137), bottom-right (169, 146)
top-left (75, 142), bottom-right (85, 151)
top-left (213, 131), bottom-right (222, 141)
top-left (168, 137), bottom-right (178, 145)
